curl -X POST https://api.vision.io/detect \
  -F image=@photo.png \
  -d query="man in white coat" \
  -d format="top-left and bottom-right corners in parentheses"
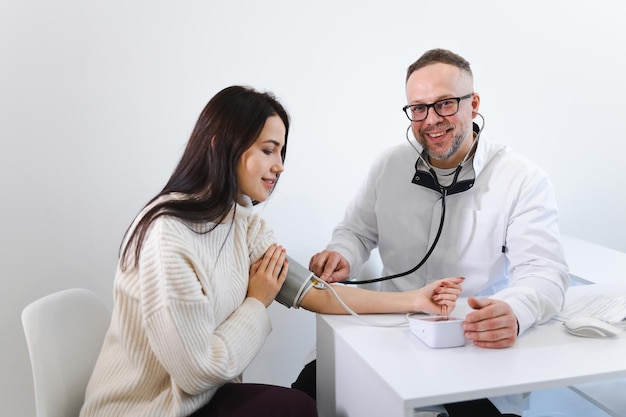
top-left (294, 48), bottom-right (569, 417)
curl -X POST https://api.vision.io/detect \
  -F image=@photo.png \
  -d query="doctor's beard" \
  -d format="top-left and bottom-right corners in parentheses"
top-left (418, 121), bottom-right (472, 162)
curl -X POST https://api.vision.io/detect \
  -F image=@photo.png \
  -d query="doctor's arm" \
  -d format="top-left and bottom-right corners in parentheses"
top-left (463, 169), bottom-right (569, 349)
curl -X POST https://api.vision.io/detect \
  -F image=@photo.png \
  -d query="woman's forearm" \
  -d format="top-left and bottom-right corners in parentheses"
top-left (299, 284), bottom-right (421, 314)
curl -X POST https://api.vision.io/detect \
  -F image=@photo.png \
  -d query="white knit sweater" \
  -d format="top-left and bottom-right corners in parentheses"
top-left (80, 196), bottom-right (275, 417)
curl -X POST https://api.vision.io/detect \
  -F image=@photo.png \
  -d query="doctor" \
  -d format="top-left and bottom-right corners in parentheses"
top-left (297, 49), bottom-right (570, 417)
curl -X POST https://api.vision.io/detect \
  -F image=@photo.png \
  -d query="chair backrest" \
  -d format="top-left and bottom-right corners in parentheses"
top-left (21, 288), bottom-right (111, 417)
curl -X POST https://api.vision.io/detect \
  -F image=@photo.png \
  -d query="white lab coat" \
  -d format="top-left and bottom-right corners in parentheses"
top-left (326, 136), bottom-right (569, 415)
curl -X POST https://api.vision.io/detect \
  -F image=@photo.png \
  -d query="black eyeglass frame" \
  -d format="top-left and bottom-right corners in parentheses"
top-left (402, 93), bottom-right (474, 122)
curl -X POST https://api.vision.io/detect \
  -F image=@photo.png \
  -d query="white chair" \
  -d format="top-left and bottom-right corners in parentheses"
top-left (21, 288), bottom-right (111, 417)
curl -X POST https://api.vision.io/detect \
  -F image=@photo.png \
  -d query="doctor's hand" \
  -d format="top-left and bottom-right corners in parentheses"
top-left (463, 297), bottom-right (519, 348)
top-left (309, 250), bottom-right (350, 283)
top-left (248, 244), bottom-right (288, 307)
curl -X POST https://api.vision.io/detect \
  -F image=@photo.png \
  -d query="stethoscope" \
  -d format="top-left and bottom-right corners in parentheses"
top-left (344, 113), bottom-right (485, 286)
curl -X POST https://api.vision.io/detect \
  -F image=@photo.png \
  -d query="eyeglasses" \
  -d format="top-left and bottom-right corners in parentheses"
top-left (402, 93), bottom-right (473, 122)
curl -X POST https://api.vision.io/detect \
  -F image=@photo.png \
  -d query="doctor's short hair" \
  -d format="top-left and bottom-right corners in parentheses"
top-left (406, 48), bottom-right (473, 81)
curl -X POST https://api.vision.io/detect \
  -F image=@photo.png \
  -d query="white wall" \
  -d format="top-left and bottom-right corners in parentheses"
top-left (2, 1), bottom-right (625, 416)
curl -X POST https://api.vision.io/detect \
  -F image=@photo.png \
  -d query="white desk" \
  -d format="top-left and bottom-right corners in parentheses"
top-left (316, 283), bottom-right (626, 417)
top-left (561, 234), bottom-right (626, 285)
top-left (560, 235), bottom-right (626, 416)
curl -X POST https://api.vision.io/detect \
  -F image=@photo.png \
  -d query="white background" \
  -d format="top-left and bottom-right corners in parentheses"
top-left (2, 1), bottom-right (625, 416)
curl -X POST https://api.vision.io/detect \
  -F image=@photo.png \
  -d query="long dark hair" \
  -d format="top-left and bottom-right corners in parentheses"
top-left (120, 85), bottom-right (290, 269)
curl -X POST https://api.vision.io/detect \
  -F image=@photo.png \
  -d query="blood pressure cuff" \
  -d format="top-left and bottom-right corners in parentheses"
top-left (275, 256), bottom-right (316, 308)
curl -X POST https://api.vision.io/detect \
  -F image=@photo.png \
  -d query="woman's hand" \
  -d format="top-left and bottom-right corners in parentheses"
top-left (248, 244), bottom-right (288, 307)
top-left (409, 277), bottom-right (465, 315)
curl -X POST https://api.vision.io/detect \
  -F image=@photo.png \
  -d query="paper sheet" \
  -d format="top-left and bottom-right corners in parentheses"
top-left (558, 293), bottom-right (626, 323)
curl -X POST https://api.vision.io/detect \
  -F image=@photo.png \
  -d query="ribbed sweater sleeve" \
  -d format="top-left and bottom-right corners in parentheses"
top-left (140, 218), bottom-right (271, 393)
top-left (80, 199), bottom-right (276, 417)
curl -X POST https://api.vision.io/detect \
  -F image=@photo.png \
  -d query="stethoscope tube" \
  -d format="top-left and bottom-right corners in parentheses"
top-left (343, 188), bottom-right (448, 285)
top-left (344, 114), bottom-right (484, 286)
